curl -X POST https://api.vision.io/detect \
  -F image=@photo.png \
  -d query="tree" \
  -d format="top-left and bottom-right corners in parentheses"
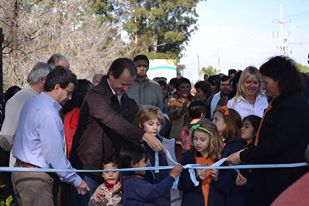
top-left (91, 0), bottom-right (202, 60)
top-left (200, 66), bottom-right (220, 76)
top-left (0, 0), bottom-right (129, 89)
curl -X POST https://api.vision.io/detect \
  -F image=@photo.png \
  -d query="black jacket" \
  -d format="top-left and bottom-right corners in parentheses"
top-left (240, 93), bottom-right (309, 205)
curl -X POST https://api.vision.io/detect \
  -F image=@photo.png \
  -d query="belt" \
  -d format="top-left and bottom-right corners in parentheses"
top-left (16, 159), bottom-right (39, 168)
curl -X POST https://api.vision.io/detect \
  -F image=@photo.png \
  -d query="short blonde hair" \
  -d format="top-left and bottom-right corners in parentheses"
top-left (137, 105), bottom-right (164, 127)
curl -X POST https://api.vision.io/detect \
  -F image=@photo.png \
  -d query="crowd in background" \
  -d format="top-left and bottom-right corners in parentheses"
top-left (0, 54), bottom-right (309, 206)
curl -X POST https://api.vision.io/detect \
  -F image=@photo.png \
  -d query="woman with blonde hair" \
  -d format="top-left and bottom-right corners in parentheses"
top-left (227, 66), bottom-right (268, 120)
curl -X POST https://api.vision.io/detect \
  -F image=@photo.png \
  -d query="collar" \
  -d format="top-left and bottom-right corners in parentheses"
top-left (104, 182), bottom-right (115, 191)
top-left (41, 92), bottom-right (62, 112)
top-left (107, 78), bottom-right (116, 95)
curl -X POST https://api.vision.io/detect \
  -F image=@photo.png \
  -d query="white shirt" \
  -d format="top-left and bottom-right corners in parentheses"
top-left (227, 93), bottom-right (269, 120)
top-left (0, 84), bottom-right (39, 151)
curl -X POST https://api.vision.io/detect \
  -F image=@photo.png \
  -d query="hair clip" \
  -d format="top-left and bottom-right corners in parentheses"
top-left (220, 105), bottom-right (229, 116)
top-left (192, 124), bottom-right (213, 136)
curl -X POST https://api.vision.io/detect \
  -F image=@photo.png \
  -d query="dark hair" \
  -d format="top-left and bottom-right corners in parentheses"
top-left (220, 75), bottom-right (230, 83)
top-left (62, 79), bottom-right (93, 114)
top-left (168, 78), bottom-right (178, 90)
top-left (228, 69), bottom-right (237, 76)
top-left (47, 53), bottom-right (68, 69)
top-left (188, 101), bottom-right (207, 119)
top-left (207, 75), bottom-right (220, 92)
top-left (118, 144), bottom-right (148, 169)
top-left (242, 115), bottom-right (261, 132)
top-left (4, 85), bottom-right (21, 104)
top-left (133, 54), bottom-right (149, 65)
top-left (175, 77), bottom-right (191, 91)
top-left (44, 66), bottom-right (77, 92)
top-left (194, 81), bottom-right (211, 95)
top-left (260, 56), bottom-right (303, 96)
top-left (107, 58), bottom-right (136, 79)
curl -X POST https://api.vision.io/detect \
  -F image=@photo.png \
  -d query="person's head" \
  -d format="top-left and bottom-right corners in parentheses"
top-left (191, 119), bottom-right (223, 161)
top-left (236, 66), bottom-right (263, 100)
top-left (168, 78), bottom-right (178, 92)
top-left (92, 73), bottom-right (103, 86)
top-left (62, 79), bottom-right (93, 114)
top-left (228, 69), bottom-right (237, 79)
top-left (203, 74), bottom-right (209, 82)
top-left (194, 81), bottom-right (211, 101)
top-left (44, 66), bottom-right (77, 105)
top-left (260, 56), bottom-right (303, 98)
top-left (133, 54), bottom-right (149, 78)
top-left (241, 115), bottom-right (261, 145)
top-left (27, 62), bottom-right (52, 92)
top-left (175, 77), bottom-right (191, 99)
top-left (188, 100), bottom-right (207, 120)
top-left (220, 75), bottom-right (232, 96)
top-left (102, 159), bottom-right (120, 185)
top-left (157, 79), bottom-right (169, 97)
top-left (212, 106), bottom-right (241, 139)
top-left (4, 85), bottom-right (21, 105)
top-left (47, 53), bottom-right (70, 69)
top-left (118, 144), bottom-right (149, 175)
top-left (107, 58), bottom-right (136, 96)
top-left (207, 75), bottom-right (220, 94)
top-left (137, 105), bottom-right (164, 136)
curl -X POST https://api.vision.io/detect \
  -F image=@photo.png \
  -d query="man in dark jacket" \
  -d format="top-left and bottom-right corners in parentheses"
top-left (70, 58), bottom-right (164, 205)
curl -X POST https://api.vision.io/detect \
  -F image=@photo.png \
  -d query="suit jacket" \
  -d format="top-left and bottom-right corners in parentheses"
top-left (70, 76), bottom-right (144, 171)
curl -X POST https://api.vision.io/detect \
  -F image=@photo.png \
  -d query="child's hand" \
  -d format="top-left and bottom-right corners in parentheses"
top-left (210, 169), bottom-right (219, 181)
top-left (94, 190), bottom-right (105, 203)
top-left (235, 174), bottom-right (247, 186)
top-left (196, 169), bottom-right (207, 180)
top-left (170, 164), bottom-right (183, 179)
top-left (112, 182), bottom-right (122, 193)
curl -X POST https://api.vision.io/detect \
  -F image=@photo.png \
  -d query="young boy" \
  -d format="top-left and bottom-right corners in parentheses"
top-left (88, 160), bottom-right (122, 206)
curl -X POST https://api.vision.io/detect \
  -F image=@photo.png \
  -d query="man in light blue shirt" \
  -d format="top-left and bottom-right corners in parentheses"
top-left (11, 67), bottom-right (89, 206)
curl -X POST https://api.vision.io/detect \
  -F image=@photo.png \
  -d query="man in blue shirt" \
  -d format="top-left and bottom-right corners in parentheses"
top-left (11, 67), bottom-right (89, 206)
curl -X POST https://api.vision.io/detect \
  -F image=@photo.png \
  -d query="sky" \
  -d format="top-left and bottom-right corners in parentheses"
top-left (180, 0), bottom-right (309, 82)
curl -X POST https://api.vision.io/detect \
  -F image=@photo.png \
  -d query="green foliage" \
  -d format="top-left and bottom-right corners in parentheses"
top-left (297, 64), bottom-right (309, 73)
top-left (91, 0), bottom-right (203, 59)
top-left (0, 195), bottom-right (13, 206)
top-left (201, 66), bottom-right (220, 76)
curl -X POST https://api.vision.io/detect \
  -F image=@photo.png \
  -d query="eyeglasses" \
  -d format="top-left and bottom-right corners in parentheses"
top-left (64, 88), bottom-right (73, 97)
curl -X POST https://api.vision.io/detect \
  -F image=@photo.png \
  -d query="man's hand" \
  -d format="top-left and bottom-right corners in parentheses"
top-left (76, 180), bottom-right (90, 195)
top-left (226, 150), bottom-right (242, 165)
top-left (142, 132), bottom-right (164, 151)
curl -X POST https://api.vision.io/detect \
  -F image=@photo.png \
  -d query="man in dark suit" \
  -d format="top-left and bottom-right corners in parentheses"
top-left (70, 58), bottom-right (164, 205)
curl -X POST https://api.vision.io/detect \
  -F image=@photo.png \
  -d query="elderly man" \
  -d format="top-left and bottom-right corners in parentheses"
top-left (47, 53), bottom-right (70, 69)
top-left (11, 67), bottom-right (89, 206)
top-left (126, 54), bottom-right (163, 110)
top-left (70, 57), bottom-right (164, 205)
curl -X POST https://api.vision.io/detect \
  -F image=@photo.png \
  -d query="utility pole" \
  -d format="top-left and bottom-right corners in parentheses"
top-left (273, 1), bottom-right (290, 56)
top-left (197, 54), bottom-right (200, 79)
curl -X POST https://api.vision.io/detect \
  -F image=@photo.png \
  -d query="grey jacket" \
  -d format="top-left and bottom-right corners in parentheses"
top-left (127, 77), bottom-right (163, 110)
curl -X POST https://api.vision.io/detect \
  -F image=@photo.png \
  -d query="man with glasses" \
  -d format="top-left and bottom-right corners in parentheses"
top-left (11, 67), bottom-right (89, 206)
top-left (127, 54), bottom-right (163, 110)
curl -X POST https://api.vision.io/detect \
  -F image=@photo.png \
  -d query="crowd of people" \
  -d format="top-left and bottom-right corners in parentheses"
top-left (0, 53), bottom-right (309, 206)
